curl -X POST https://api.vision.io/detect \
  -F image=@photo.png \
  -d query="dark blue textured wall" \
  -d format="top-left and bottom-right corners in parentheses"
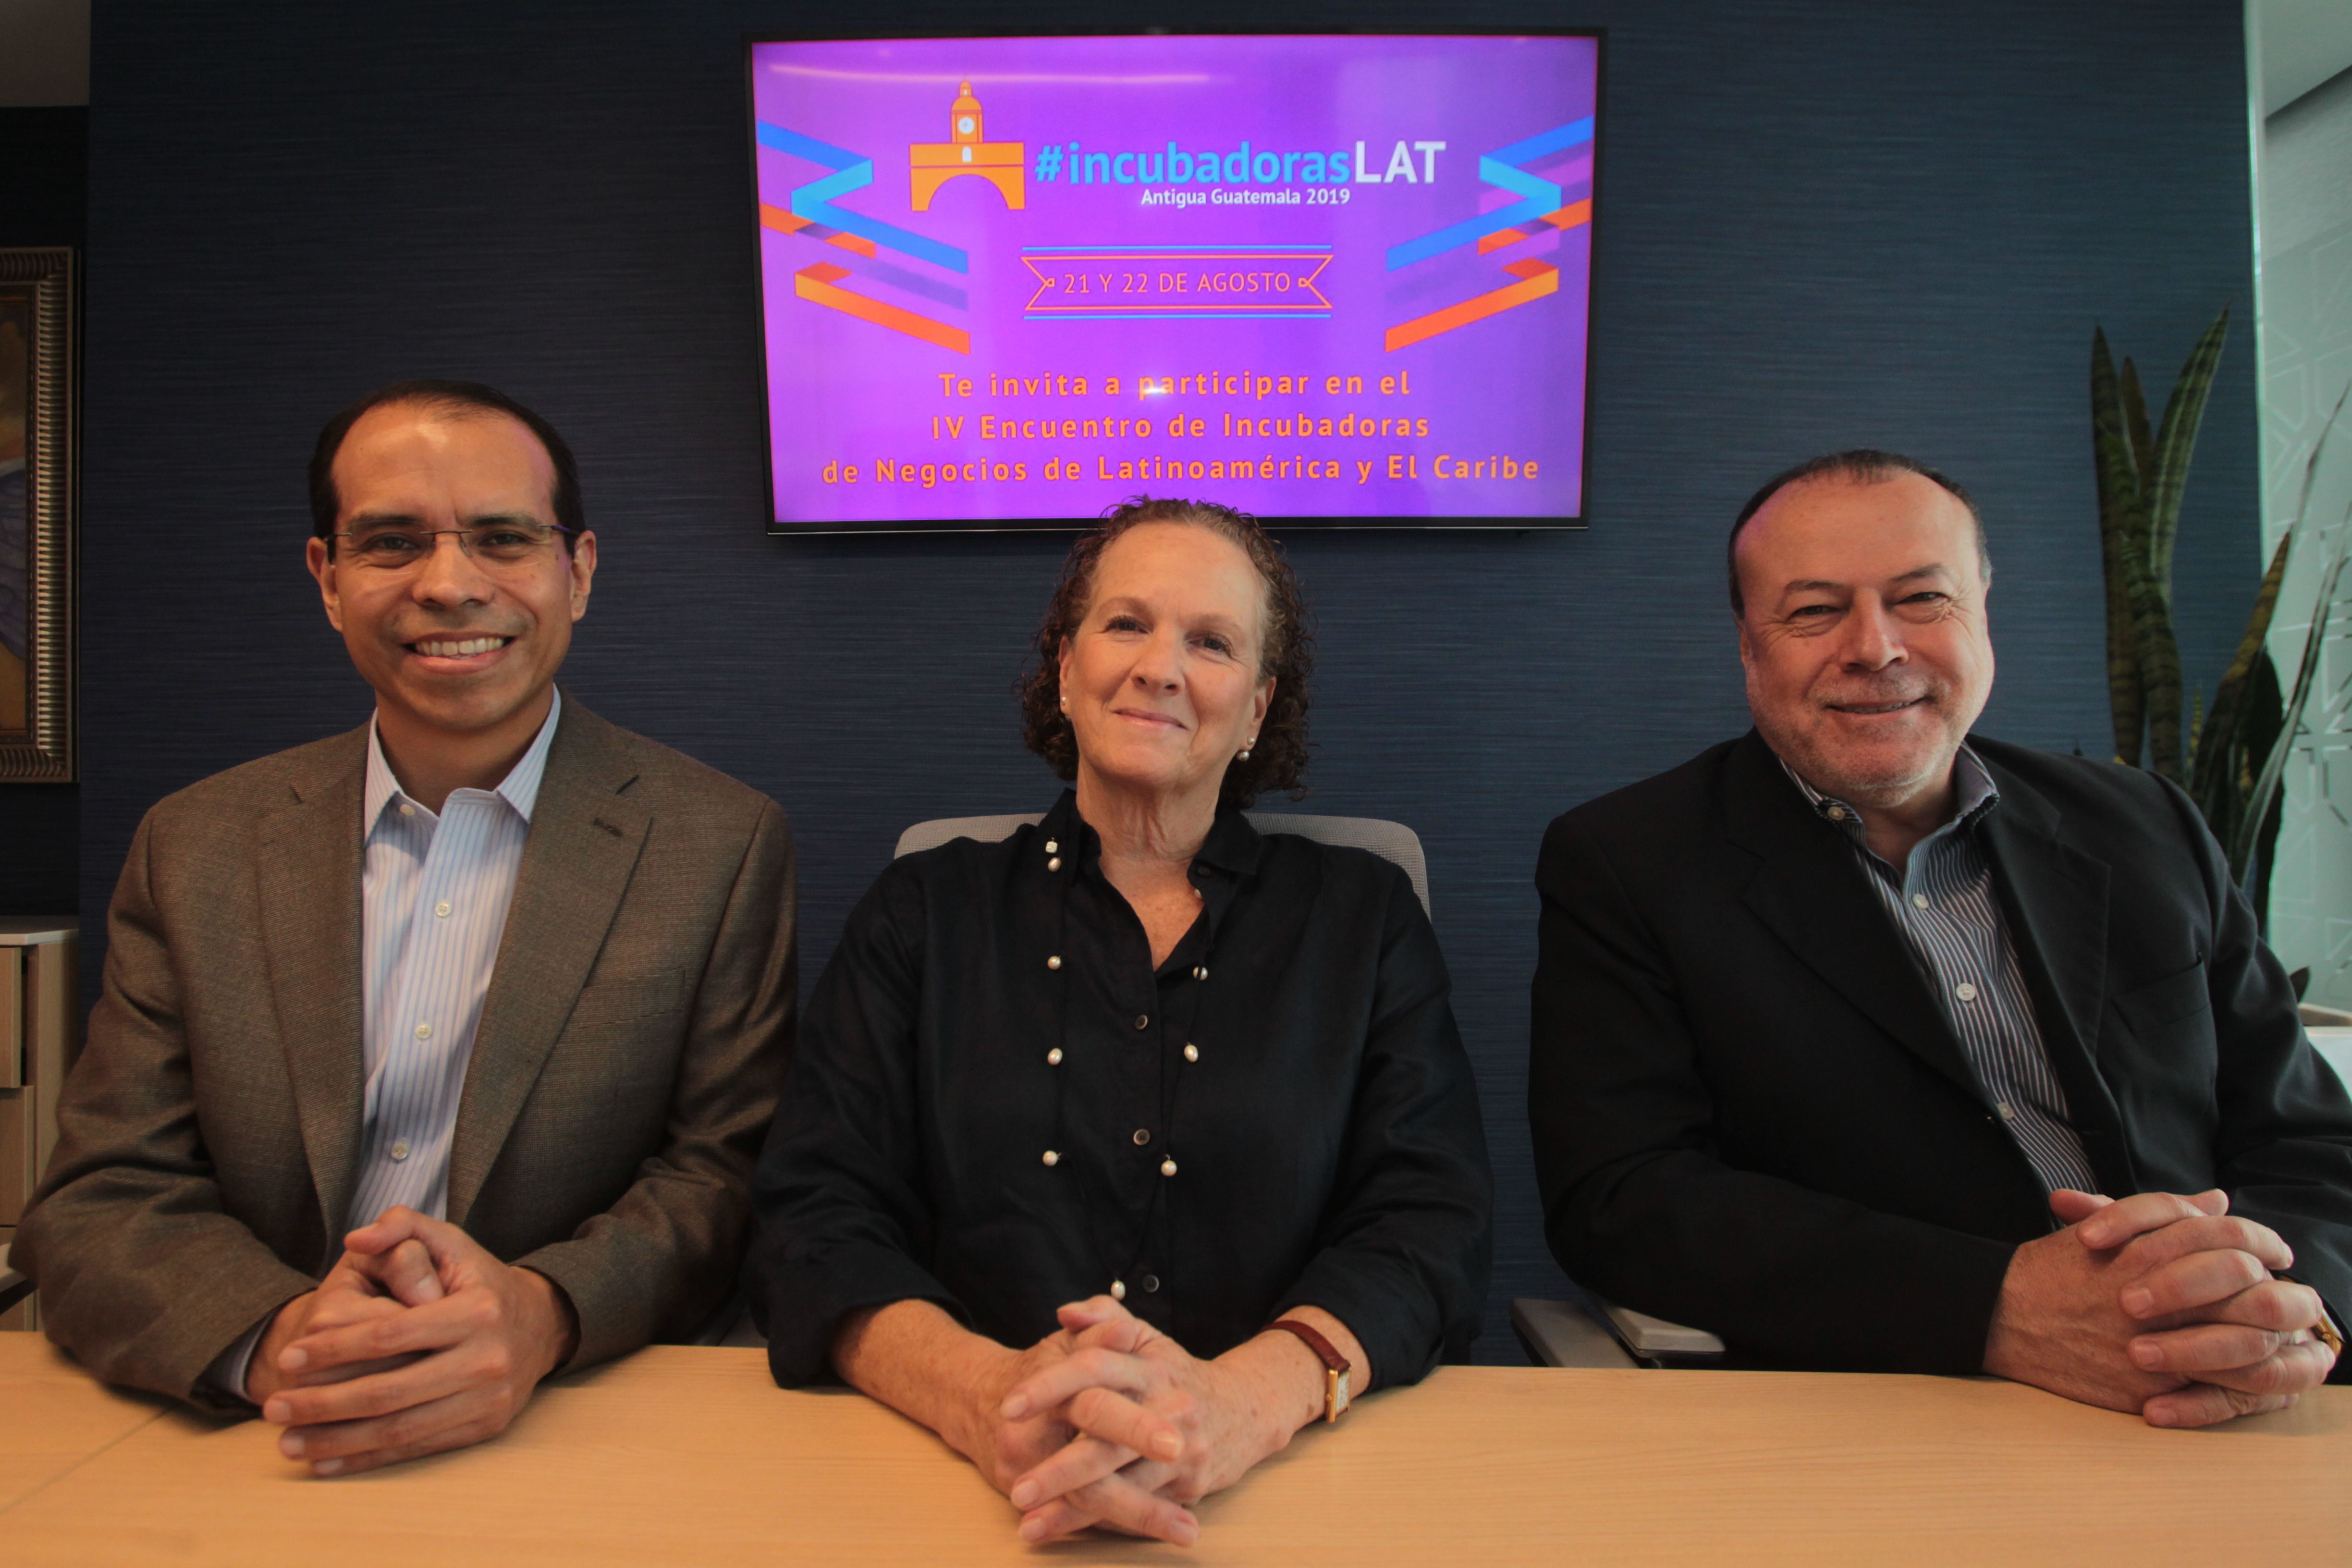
top-left (79, 1), bottom-right (2260, 1359)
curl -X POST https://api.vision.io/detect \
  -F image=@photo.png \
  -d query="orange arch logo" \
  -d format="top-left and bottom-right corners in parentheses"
top-left (910, 81), bottom-right (1025, 210)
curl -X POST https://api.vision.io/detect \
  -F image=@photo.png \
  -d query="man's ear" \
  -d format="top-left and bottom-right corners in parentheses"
top-left (305, 536), bottom-right (345, 633)
top-left (566, 531), bottom-right (598, 623)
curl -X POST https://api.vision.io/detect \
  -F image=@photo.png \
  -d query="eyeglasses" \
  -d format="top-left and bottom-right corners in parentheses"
top-left (331, 521), bottom-right (575, 574)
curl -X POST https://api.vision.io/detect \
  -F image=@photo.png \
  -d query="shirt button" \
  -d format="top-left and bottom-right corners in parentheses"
top-left (414, 1022), bottom-right (432, 1040)
top-left (1184, 1043), bottom-right (1199, 1063)
top-left (1141, 1274), bottom-right (1162, 1293)
top-left (1135, 1015), bottom-right (1149, 1030)
top-left (1192, 966), bottom-right (1208, 981)
top-left (1047, 857), bottom-right (1063, 872)
top-left (1954, 983), bottom-right (1979, 1003)
top-left (1047, 955), bottom-right (1063, 971)
top-left (1997, 1101), bottom-right (2015, 1122)
top-left (1911, 894), bottom-right (1929, 910)
top-left (1826, 806), bottom-right (1848, 822)
top-left (1047, 1047), bottom-right (1063, 1066)
top-left (435, 900), bottom-right (453, 919)
top-left (390, 1140), bottom-right (410, 1161)
top-left (398, 803), bottom-right (416, 818)
top-left (1133, 1128), bottom-right (1151, 1145)
top-left (1041, 1150), bottom-right (1060, 1166)
top-left (1160, 1158), bottom-right (1177, 1177)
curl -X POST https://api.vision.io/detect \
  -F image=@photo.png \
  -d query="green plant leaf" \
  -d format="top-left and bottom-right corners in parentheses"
top-left (2234, 509), bottom-right (2351, 878)
top-left (2093, 328), bottom-right (2148, 765)
top-left (2242, 650), bottom-right (2286, 901)
top-left (2120, 355), bottom-right (2156, 502)
top-left (2144, 306), bottom-right (2230, 608)
top-left (2188, 529), bottom-right (2294, 813)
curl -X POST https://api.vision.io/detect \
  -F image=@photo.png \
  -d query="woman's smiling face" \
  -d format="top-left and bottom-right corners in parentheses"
top-left (1058, 521), bottom-right (1274, 807)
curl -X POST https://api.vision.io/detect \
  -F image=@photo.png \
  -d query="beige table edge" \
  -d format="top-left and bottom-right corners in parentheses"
top-left (5, 1338), bottom-right (2348, 1565)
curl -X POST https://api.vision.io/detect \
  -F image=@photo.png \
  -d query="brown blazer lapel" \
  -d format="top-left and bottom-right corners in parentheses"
top-left (445, 700), bottom-right (650, 1223)
top-left (255, 727), bottom-right (369, 1251)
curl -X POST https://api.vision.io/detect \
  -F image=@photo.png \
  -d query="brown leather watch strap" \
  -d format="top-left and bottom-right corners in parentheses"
top-left (1269, 1318), bottom-right (1348, 1374)
top-left (1269, 1319), bottom-right (1353, 1422)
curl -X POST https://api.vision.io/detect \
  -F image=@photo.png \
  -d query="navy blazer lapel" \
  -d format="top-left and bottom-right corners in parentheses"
top-left (1974, 748), bottom-right (2135, 1194)
top-left (1720, 733), bottom-right (1986, 1104)
top-left (445, 698), bottom-right (649, 1223)
top-left (256, 726), bottom-right (370, 1254)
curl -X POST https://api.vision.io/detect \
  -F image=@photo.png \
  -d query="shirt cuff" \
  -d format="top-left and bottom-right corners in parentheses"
top-left (203, 1316), bottom-right (272, 1407)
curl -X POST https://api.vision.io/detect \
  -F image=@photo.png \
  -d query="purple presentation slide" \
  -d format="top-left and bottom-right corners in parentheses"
top-left (749, 34), bottom-right (1598, 530)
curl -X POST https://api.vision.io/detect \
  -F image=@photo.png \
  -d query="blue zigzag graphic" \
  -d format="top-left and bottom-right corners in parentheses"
top-left (757, 122), bottom-right (970, 275)
top-left (1384, 118), bottom-right (1594, 273)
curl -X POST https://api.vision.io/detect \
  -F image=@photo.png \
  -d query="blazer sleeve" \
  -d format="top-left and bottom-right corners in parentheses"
top-left (513, 797), bottom-right (799, 1370)
top-left (15, 809), bottom-right (320, 1412)
top-left (1529, 812), bottom-right (2016, 1373)
top-left (744, 863), bottom-right (965, 1387)
top-left (2160, 778), bottom-right (2352, 1372)
top-left (1270, 861), bottom-right (1493, 1392)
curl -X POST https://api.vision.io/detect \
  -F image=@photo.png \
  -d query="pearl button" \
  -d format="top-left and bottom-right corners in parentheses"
top-left (1047, 955), bottom-right (1062, 970)
top-left (390, 1141), bottom-right (410, 1161)
top-left (1160, 1158), bottom-right (1177, 1177)
top-left (1041, 1150), bottom-right (1060, 1166)
top-left (1111, 1279), bottom-right (1127, 1301)
top-left (1047, 1047), bottom-right (1063, 1066)
top-left (1135, 1015), bottom-right (1149, 1030)
top-left (1048, 857), bottom-right (1062, 872)
top-left (1184, 1043), bottom-right (1199, 1063)
top-left (1192, 966), bottom-right (1208, 981)
top-left (1911, 894), bottom-right (1929, 909)
top-left (1045, 840), bottom-right (1058, 854)
top-left (1133, 1128), bottom-right (1151, 1145)
top-left (414, 1022), bottom-right (432, 1040)
top-left (435, 900), bottom-right (453, 919)
top-left (1141, 1274), bottom-right (1161, 1293)
top-left (1954, 982), bottom-right (1979, 1002)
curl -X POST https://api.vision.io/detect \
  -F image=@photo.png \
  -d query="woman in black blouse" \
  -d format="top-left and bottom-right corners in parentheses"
top-left (747, 499), bottom-right (1491, 1545)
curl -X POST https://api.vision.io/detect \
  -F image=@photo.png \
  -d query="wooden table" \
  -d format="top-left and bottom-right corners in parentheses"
top-left (3, 1335), bottom-right (2346, 1565)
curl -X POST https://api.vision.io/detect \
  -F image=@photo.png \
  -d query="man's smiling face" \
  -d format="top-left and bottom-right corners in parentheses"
top-left (1733, 469), bottom-right (1994, 808)
top-left (306, 401), bottom-right (594, 745)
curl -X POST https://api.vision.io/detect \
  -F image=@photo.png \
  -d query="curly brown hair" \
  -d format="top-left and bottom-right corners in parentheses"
top-left (1019, 497), bottom-right (1313, 808)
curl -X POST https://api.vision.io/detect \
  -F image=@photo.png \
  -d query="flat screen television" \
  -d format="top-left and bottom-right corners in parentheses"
top-left (747, 32), bottom-right (1600, 532)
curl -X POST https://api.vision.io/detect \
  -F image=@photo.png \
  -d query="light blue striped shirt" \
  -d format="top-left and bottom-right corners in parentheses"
top-left (345, 689), bottom-right (560, 1227)
top-left (210, 693), bottom-right (560, 1398)
top-left (1780, 748), bottom-right (2103, 1198)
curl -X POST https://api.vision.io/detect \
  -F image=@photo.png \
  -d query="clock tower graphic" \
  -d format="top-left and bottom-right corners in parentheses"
top-left (909, 81), bottom-right (1025, 210)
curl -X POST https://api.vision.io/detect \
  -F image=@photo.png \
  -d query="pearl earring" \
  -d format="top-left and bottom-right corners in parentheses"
top-left (1238, 737), bottom-right (1256, 761)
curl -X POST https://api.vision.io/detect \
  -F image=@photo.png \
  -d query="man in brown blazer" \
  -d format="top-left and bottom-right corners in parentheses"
top-left (17, 380), bottom-right (795, 1475)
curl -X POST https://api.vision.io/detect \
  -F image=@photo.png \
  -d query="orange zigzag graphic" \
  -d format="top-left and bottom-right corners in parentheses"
top-left (1383, 258), bottom-right (1558, 353)
top-left (794, 262), bottom-right (970, 355)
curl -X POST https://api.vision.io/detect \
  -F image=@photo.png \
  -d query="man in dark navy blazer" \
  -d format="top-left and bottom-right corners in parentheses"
top-left (1531, 450), bottom-right (2352, 1426)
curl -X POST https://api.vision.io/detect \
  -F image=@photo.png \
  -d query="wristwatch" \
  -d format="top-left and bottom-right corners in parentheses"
top-left (1269, 1319), bottom-right (1352, 1423)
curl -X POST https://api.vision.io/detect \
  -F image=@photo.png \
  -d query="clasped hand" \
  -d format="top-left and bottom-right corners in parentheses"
top-left (245, 1206), bottom-right (579, 1475)
top-left (1986, 1187), bottom-right (2337, 1427)
top-left (954, 1297), bottom-right (1311, 1547)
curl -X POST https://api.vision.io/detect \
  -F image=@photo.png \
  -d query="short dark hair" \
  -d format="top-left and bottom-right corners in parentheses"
top-left (1018, 497), bottom-right (1314, 809)
top-left (1726, 449), bottom-right (1987, 615)
top-left (308, 379), bottom-right (584, 553)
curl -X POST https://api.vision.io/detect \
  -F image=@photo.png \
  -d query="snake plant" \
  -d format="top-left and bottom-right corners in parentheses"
top-left (2090, 306), bottom-right (2348, 905)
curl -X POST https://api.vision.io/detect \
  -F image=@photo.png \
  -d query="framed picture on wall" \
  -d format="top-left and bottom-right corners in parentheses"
top-left (0, 248), bottom-right (73, 782)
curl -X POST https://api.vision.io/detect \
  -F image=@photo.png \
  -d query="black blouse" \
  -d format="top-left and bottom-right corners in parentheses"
top-left (747, 791), bottom-right (1492, 1392)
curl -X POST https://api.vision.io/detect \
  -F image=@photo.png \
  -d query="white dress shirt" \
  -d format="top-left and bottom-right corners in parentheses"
top-left (210, 693), bottom-right (561, 1398)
